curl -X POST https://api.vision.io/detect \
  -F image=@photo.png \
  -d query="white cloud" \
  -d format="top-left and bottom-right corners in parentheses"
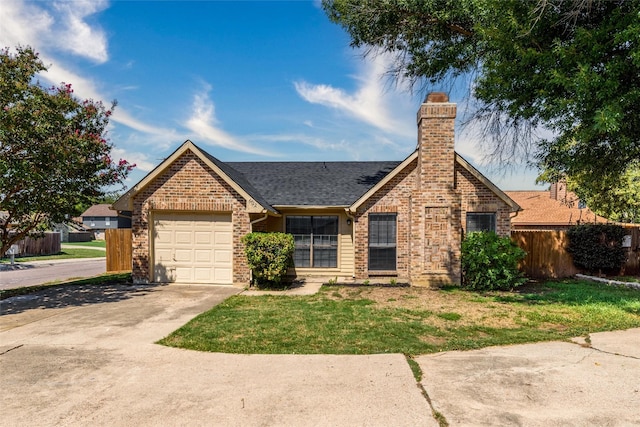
top-left (294, 53), bottom-right (414, 138)
top-left (185, 85), bottom-right (270, 156)
top-left (1, 0), bottom-right (108, 63)
top-left (51, 0), bottom-right (109, 63)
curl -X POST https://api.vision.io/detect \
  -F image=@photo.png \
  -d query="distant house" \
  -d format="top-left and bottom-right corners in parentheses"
top-left (81, 204), bottom-right (132, 239)
top-left (506, 182), bottom-right (607, 231)
top-left (114, 93), bottom-right (519, 286)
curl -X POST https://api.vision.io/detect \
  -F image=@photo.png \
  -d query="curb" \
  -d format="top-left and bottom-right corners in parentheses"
top-left (575, 274), bottom-right (640, 290)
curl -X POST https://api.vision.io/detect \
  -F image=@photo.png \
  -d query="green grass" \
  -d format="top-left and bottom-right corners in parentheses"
top-left (159, 279), bottom-right (640, 355)
top-left (62, 240), bottom-right (106, 248)
top-left (1, 247), bottom-right (105, 263)
top-left (0, 272), bottom-right (132, 300)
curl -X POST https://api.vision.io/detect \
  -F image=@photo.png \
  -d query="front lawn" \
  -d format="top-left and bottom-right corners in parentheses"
top-left (159, 280), bottom-right (640, 355)
top-left (1, 247), bottom-right (105, 263)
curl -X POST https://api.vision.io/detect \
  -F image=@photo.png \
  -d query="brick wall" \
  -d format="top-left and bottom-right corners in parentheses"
top-left (456, 164), bottom-right (512, 237)
top-left (354, 159), bottom-right (418, 280)
top-left (131, 150), bottom-right (251, 284)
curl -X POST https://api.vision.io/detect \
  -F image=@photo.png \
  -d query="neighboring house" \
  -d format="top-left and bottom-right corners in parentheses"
top-left (113, 93), bottom-right (519, 286)
top-left (507, 182), bottom-right (607, 231)
top-left (81, 204), bottom-right (132, 239)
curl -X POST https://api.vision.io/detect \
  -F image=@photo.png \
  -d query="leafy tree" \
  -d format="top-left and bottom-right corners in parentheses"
top-left (323, 0), bottom-right (640, 218)
top-left (0, 46), bottom-right (133, 256)
top-left (567, 162), bottom-right (640, 223)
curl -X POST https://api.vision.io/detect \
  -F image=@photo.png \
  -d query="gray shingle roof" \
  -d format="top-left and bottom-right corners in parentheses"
top-left (227, 161), bottom-right (401, 206)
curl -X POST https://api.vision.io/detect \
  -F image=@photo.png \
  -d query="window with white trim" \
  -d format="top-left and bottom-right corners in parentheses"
top-left (368, 213), bottom-right (397, 271)
top-left (466, 213), bottom-right (496, 233)
top-left (286, 216), bottom-right (338, 268)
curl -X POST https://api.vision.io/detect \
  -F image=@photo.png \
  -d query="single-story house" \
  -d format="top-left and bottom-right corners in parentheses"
top-left (81, 204), bottom-right (132, 239)
top-left (507, 182), bottom-right (607, 231)
top-left (113, 93), bottom-right (519, 286)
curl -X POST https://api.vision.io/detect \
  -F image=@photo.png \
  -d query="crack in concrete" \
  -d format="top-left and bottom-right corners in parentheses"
top-left (573, 335), bottom-right (640, 360)
top-left (0, 344), bottom-right (23, 355)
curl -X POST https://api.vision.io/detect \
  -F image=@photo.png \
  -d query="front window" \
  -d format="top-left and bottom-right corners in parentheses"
top-left (286, 216), bottom-right (338, 268)
top-left (466, 213), bottom-right (496, 233)
top-left (369, 213), bottom-right (397, 271)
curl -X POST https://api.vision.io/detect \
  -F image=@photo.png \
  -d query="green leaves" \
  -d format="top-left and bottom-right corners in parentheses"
top-left (0, 46), bottom-right (133, 255)
top-left (324, 1), bottom-right (640, 219)
top-left (242, 232), bottom-right (295, 288)
top-left (461, 231), bottom-right (527, 291)
top-left (567, 224), bottom-right (627, 273)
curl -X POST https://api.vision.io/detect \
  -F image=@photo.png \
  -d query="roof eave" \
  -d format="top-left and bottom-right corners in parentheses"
top-left (348, 151), bottom-right (418, 213)
top-left (111, 140), bottom-right (272, 213)
top-left (455, 153), bottom-right (521, 212)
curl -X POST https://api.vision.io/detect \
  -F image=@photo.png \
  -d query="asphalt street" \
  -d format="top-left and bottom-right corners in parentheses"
top-left (0, 258), bottom-right (106, 289)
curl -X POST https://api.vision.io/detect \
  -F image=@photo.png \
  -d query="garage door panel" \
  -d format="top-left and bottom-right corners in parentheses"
top-left (153, 212), bottom-right (233, 284)
top-left (175, 231), bottom-right (192, 244)
top-left (214, 249), bottom-right (232, 264)
top-left (195, 250), bottom-right (212, 262)
top-left (214, 231), bottom-right (232, 245)
top-left (174, 249), bottom-right (192, 262)
top-left (195, 231), bottom-right (212, 244)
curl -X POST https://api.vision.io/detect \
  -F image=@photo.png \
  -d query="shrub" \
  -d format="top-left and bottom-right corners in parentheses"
top-left (242, 232), bottom-right (294, 288)
top-left (461, 232), bottom-right (527, 291)
top-left (566, 224), bottom-right (626, 274)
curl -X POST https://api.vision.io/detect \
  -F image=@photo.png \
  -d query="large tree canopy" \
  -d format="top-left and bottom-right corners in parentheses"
top-left (0, 46), bottom-right (134, 255)
top-left (323, 0), bottom-right (640, 221)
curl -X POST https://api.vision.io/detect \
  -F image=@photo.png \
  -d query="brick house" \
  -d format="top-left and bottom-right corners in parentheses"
top-left (113, 93), bottom-right (519, 286)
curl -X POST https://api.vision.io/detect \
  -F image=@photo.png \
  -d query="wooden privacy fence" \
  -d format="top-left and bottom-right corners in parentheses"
top-left (106, 229), bottom-right (132, 272)
top-left (13, 232), bottom-right (61, 256)
top-left (512, 226), bottom-right (640, 279)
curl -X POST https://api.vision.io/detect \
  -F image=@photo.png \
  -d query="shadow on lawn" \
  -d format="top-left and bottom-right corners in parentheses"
top-left (0, 278), bottom-right (167, 316)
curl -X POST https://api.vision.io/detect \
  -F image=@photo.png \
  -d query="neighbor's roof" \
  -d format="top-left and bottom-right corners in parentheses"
top-left (506, 191), bottom-right (606, 226)
top-left (81, 204), bottom-right (117, 217)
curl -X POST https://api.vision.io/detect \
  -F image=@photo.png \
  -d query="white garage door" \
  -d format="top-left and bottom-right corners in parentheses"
top-left (153, 212), bottom-right (233, 284)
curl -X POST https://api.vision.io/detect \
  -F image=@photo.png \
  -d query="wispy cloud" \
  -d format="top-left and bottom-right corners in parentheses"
top-left (185, 84), bottom-right (270, 156)
top-left (1, 0), bottom-right (179, 144)
top-left (51, 0), bottom-right (110, 63)
top-left (294, 53), bottom-right (414, 138)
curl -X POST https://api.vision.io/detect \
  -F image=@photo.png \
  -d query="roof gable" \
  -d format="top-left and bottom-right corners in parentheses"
top-left (455, 154), bottom-right (520, 212)
top-left (112, 141), bottom-right (272, 213)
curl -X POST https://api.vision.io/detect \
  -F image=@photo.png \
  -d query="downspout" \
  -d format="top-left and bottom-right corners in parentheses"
top-left (345, 209), bottom-right (356, 278)
top-left (250, 212), bottom-right (269, 231)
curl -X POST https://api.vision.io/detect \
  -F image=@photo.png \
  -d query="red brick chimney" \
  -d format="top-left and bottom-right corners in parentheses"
top-left (410, 92), bottom-right (461, 286)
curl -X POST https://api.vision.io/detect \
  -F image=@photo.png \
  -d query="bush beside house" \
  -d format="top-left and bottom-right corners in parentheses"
top-left (242, 232), bottom-right (294, 288)
top-left (461, 232), bottom-right (527, 291)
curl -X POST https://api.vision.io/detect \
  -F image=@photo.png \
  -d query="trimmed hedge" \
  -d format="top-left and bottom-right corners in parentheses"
top-left (461, 231), bottom-right (527, 291)
top-left (242, 232), bottom-right (294, 288)
top-left (567, 224), bottom-right (626, 274)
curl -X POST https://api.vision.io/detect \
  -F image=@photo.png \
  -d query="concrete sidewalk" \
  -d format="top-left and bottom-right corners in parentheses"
top-left (417, 329), bottom-right (640, 426)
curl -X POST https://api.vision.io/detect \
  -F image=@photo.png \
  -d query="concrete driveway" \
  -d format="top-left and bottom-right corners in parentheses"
top-left (1, 283), bottom-right (639, 426)
top-left (0, 284), bottom-right (435, 427)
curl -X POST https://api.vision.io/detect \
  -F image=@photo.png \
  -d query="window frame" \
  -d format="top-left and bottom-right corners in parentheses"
top-left (466, 212), bottom-right (497, 233)
top-left (368, 213), bottom-right (397, 271)
top-left (286, 215), bottom-right (339, 269)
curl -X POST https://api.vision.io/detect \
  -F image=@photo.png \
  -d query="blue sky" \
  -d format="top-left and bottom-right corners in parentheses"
top-left (2, 0), bottom-right (544, 191)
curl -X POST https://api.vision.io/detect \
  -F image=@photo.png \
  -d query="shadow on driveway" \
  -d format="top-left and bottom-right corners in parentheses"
top-left (0, 282), bottom-right (167, 316)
